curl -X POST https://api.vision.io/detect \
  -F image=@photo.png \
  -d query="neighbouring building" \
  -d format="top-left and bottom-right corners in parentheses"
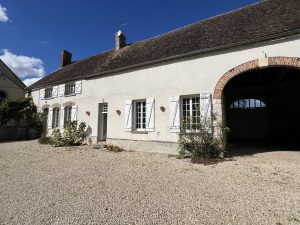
top-left (0, 60), bottom-right (27, 141)
top-left (27, 0), bottom-right (300, 153)
top-left (0, 59), bottom-right (26, 101)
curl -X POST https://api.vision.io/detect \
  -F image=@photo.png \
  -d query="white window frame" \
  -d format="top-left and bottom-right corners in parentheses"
top-left (180, 95), bottom-right (200, 132)
top-left (65, 82), bottom-right (76, 96)
top-left (133, 99), bottom-right (147, 132)
top-left (52, 107), bottom-right (60, 128)
top-left (64, 106), bottom-right (72, 125)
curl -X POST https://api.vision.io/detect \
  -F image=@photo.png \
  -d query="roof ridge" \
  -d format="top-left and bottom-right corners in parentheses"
top-left (51, 0), bottom-right (265, 67)
top-left (132, 0), bottom-right (264, 45)
top-left (28, 0), bottom-right (299, 90)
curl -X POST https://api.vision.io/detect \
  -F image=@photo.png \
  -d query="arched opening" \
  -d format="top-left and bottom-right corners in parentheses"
top-left (224, 66), bottom-right (300, 148)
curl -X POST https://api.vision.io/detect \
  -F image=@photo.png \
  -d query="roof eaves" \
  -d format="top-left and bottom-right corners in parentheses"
top-left (27, 28), bottom-right (300, 91)
top-left (85, 29), bottom-right (300, 79)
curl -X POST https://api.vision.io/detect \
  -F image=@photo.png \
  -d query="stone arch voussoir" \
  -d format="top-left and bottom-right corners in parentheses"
top-left (213, 57), bottom-right (300, 100)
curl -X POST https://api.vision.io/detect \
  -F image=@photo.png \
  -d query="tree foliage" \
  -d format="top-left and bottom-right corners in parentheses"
top-left (0, 97), bottom-right (45, 133)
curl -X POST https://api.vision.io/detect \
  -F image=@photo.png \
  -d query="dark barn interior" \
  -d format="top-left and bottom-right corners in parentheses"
top-left (224, 67), bottom-right (300, 148)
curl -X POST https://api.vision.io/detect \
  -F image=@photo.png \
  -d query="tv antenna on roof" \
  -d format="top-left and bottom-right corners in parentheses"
top-left (118, 21), bottom-right (128, 30)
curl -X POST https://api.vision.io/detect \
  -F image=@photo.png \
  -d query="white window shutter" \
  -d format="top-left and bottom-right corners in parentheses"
top-left (40, 88), bottom-right (45, 100)
top-left (75, 81), bottom-right (82, 94)
top-left (59, 84), bottom-right (65, 97)
top-left (200, 93), bottom-right (212, 133)
top-left (146, 98), bottom-right (155, 132)
top-left (60, 106), bottom-right (65, 128)
top-left (71, 105), bottom-right (78, 121)
top-left (170, 96), bottom-right (180, 133)
top-left (124, 100), bottom-right (132, 131)
top-left (47, 108), bottom-right (53, 128)
top-left (52, 86), bottom-right (59, 97)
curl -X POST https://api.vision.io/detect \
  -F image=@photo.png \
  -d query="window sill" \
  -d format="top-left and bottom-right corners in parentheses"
top-left (131, 131), bottom-right (148, 134)
top-left (44, 96), bottom-right (55, 100)
top-left (64, 93), bottom-right (76, 97)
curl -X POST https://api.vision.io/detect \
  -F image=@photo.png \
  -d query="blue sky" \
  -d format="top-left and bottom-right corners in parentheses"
top-left (0, 0), bottom-right (260, 86)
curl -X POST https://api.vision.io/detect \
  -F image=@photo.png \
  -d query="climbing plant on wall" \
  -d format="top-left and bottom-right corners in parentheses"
top-left (0, 97), bottom-right (44, 133)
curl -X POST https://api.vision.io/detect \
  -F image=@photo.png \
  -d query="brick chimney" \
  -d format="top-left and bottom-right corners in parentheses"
top-left (115, 30), bottom-right (126, 50)
top-left (60, 50), bottom-right (72, 68)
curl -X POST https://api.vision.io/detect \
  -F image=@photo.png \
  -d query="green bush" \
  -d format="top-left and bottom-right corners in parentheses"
top-left (0, 97), bottom-right (45, 138)
top-left (48, 121), bottom-right (91, 147)
top-left (0, 97), bottom-right (37, 125)
top-left (178, 113), bottom-right (229, 159)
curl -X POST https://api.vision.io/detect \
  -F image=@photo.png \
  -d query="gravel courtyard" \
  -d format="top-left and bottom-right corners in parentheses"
top-left (0, 141), bottom-right (299, 225)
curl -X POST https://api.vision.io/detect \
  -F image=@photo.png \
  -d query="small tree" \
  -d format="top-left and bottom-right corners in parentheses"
top-left (178, 112), bottom-right (229, 159)
top-left (0, 97), bottom-right (45, 137)
top-left (48, 121), bottom-right (92, 147)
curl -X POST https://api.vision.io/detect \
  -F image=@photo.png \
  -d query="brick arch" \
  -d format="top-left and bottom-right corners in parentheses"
top-left (51, 103), bottom-right (61, 108)
top-left (213, 57), bottom-right (300, 99)
top-left (63, 101), bottom-right (75, 108)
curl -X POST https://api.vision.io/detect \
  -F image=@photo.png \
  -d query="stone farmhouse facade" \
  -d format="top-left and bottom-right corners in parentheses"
top-left (28, 0), bottom-right (300, 153)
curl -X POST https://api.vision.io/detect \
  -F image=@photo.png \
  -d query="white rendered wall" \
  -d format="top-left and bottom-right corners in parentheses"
top-left (31, 35), bottom-right (300, 152)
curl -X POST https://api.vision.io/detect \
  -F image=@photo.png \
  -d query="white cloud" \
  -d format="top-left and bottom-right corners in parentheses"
top-left (0, 4), bottom-right (8, 22)
top-left (23, 77), bottom-right (42, 86)
top-left (0, 49), bottom-right (46, 84)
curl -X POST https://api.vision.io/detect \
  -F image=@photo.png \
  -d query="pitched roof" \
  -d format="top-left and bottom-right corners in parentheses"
top-left (28, 0), bottom-right (300, 90)
top-left (0, 60), bottom-right (26, 89)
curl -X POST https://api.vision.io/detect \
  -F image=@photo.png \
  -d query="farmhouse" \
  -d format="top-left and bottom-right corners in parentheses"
top-left (27, 0), bottom-right (300, 153)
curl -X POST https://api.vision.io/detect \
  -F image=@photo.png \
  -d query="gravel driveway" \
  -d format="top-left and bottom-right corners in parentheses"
top-left (0, 141), bottom-right (299, 225)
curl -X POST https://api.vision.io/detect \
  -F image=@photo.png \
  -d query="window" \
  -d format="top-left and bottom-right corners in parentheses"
top-left (133, 100), bottom-right (146, 131)
top-left (65, 83), bottom-right (75, 95)
top-left (44, 87), bottom-right (53, 99)
top-left (181, 96), bottom-right (200, 131)
top-left (52, 107), bottom-right (60, 128)
top-left (64, 106), bottom-right (72, 124)
top-left (101, 103), bottom-right (108, 113)
top-left (229, 99), bottom-right (266, 109)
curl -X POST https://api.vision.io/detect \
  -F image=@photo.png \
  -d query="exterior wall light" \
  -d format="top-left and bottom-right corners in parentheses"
top-left (116, 110), bottom-right (121, 115)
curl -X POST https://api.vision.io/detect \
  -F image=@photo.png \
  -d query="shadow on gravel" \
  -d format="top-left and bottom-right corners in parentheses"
top-left (227, 143), bottom-right (300, 157)
top-left (190, 157), bottom-right (234, 165)
top-left (0, 139), bottom-right (38, 144)
top-left (168, 154), bottom-right (235, 165)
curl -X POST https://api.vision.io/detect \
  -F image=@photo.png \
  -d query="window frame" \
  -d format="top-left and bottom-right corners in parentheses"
top-left (229, 98), bottom-right (267, 109)
top-left (132, 99), bottom-right (147, 132)
top-left (52, 107), bottom-right (60, 128)
top-left (44, 87), bottom-right (53, 99)
top-left (64, 82), bottom-right (76, 96)
top-left (64, 106), bottom-right (72, 125)
top-left (180, 95), bottom-right (200, 132)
